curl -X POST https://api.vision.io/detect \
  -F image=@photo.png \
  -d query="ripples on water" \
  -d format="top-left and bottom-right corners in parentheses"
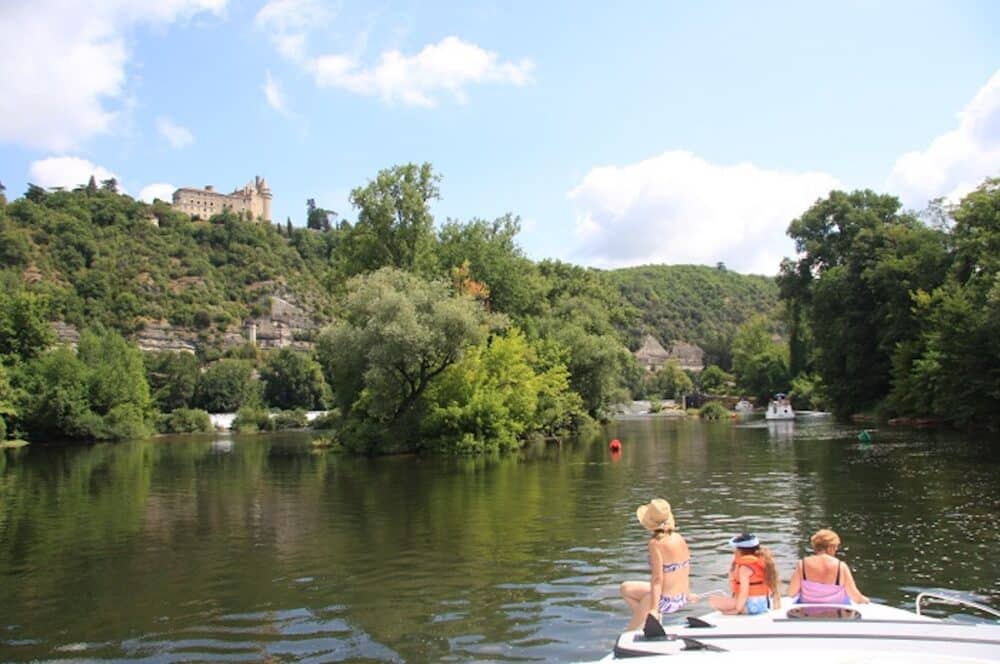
top-left (1, 420), bottom-right (998, 661)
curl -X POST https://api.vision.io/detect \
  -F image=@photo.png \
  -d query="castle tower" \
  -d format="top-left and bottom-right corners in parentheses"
top-left (256, 176), bottom-right (272, 222)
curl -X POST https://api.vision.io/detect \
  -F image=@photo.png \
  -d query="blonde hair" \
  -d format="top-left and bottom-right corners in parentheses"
top-left (759, 546), bottom-right (780, 598)
top-left (810, 528), bottom-right (841, 553)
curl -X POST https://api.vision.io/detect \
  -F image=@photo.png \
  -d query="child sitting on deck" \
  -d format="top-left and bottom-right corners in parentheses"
top-left (709, 533), bottom-right (781, 615)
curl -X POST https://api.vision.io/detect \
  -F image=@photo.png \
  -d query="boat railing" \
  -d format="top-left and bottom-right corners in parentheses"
top-left (915, 591), bottom-right (1000, 621)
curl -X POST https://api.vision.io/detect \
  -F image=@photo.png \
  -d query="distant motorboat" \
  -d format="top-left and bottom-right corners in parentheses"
top-left (765, 393), bottom-right (795, 420)
top-left (734, 399), bottom-right (754, 414)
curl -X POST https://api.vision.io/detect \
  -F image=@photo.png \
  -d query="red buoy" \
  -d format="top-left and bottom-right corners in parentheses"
top-left (609, 439), bottom-right (622, 452)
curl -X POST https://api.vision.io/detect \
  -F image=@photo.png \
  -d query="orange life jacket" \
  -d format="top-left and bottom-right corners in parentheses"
top-left (729, 553), bottom-right (769, 596)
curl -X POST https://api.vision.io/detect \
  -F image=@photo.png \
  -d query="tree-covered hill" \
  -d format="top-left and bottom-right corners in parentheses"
top-left (606, 264), bottom-right (780, 366)
top-left (0, 184), bottom-right (333, 348)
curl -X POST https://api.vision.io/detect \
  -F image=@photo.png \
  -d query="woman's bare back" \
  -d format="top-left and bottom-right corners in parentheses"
top-left (652, 532), bottom-right (690, 596)
top-left (802, 554), bottom-right (842, 584)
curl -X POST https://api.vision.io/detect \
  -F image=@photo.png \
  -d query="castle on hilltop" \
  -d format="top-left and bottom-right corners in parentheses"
top-left (172, 176), bottom-right (272, 222)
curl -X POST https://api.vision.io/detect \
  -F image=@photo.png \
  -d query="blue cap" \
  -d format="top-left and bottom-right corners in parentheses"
top-left (729, 533), bottom-right (759, 548)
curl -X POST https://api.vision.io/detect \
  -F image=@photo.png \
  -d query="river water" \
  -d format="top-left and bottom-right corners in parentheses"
top-left (1, 416), bottom-right (998, 662)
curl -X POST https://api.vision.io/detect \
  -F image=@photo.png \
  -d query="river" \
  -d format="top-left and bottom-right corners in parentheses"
top-left (1, 416), bottom-right (998, 661)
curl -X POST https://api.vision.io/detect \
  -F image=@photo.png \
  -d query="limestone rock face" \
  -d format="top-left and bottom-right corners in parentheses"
top-left (49, 287), bottom-right (322, 355)
top-left (244, 291), bottom-right (320, 351)
top-left (134, 322), bottom-right (198, 353)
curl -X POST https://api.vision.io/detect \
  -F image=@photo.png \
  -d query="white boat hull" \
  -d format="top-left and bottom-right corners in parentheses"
top-left (607, 599), bottom-right (1000, 661)
top-left (765, 402), bottom-right (795, 420)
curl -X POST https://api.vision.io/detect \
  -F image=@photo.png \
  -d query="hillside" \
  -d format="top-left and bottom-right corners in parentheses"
top-left (0, 186), bottom-right (333, 354)
top-left (0, 187), bottom-right (780, 368)
top-left (607, 264), bottom-right (780, 365)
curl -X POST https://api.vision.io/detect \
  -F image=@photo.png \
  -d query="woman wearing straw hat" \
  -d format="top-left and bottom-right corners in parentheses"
top-left (620, 498), bottom-right (696, 630)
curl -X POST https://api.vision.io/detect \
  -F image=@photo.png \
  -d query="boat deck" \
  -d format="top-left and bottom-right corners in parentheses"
top-left (607, 598), bottom-right (1000, 661)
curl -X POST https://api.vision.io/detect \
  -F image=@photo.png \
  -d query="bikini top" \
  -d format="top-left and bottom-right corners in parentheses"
top-left (662, 559), bottom-right (690, 573)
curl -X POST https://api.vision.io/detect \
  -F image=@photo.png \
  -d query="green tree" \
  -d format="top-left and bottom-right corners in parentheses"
top-left (337, 163), bottom-right (440, 277)
top-left (21, 347), bottom-right (92, 439)
top-left (193, 359), bottom-right (256, 412)
top-left (306, 198), bottom-right (334, 231)
top-left (699, 364), bottom-right (733, 393)
top-left (647, 360), bottom-right (694, 399)
top-left (260, 348), bottom-right (330, 410)
top-left (315, 267), bottom-right (495, 452)
top-left (20, 328), bottom-right (153, 441)
top-left (889, 178), bottom-right (1000, 428)
top-left (144, 351), bottom-right (200, 412)
top-left (778, 190), bottom-right (949, 417)
top-left (422, 329), bottom-right (581, 453)
top-left (0, 364), bottom-right (15, 439)
top-left (732, 316), bottom-right (789, 401)
top-left (0, 291), bottom-right (54, 361)
top-left (436, 214), bottom-right (546, 317)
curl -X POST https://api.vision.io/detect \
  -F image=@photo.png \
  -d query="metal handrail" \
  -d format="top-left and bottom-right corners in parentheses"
top-left (915, 591), bottom-right (1000, 620)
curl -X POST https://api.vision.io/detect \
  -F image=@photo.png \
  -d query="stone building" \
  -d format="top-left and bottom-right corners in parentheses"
top-left (172, 176), bottom-right (272, 222)
top-left (634, 334), bottom-right (705, 373)
top-left (635, 335), bottom-right (671, 373)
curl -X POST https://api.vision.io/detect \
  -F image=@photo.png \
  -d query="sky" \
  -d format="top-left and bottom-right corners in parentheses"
top-left (1, 1), bottom-right (998, 275)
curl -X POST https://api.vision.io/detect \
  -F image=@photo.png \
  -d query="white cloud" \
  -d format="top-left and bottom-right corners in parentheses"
top-left (309, 36), bottom-right (533, 107)
top-left (156, 116), bottom-right (194, 148)
top-left (567, 151), bottom-right (842, 275)
top-left (255, 2), bottom-right (532, 107)
top-left (139, 183), bottom-right (177, 203)
top-left (0, 1), bottom-right (226, 151)
top-left (28, 156), bottom-right (118, 190)
top-left (255, 0), bottom-right (329, 63)
top-left (263, 71), bottom-right (290, 115)
top-left (887, 69), bottom-right (1000, 205)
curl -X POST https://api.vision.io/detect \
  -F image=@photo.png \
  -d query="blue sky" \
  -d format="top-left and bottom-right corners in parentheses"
top-left (2, 1), bottom-right (998, 274)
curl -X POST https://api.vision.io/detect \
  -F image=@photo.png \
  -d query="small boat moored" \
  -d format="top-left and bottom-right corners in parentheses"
top-left (605, 592), bottom-right (1000, 662)
top-left (764, 393), bottom-right (794, 420)
top-left (734, 399), bottom-right (753, 414)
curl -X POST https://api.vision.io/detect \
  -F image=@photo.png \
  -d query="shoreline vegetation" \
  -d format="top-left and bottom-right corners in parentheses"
top-left (1, 168), bottom-right (997, 454)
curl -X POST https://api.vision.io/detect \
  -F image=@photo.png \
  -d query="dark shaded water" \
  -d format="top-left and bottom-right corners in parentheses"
top-left (1, 417), bottom-right (998, 662)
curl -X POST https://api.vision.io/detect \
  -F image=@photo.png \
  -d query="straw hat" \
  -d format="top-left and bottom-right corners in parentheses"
top-left (636, 498), bottom-right (675, 532)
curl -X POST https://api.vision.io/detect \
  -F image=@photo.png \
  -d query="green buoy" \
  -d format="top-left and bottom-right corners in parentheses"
top-left (857, 430), bottom-right (872, 443)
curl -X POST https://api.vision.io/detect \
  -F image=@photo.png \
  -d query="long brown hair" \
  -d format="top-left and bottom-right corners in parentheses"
top-left (758, 546), bottom-right (780, 597)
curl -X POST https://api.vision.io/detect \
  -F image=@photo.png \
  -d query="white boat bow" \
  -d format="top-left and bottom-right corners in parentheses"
top-left (601, 594), bottom-right (1000, 662)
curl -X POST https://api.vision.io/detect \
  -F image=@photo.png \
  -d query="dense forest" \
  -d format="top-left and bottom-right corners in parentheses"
top-left (608, 264), bottom-right (779, 367)
top-left (779, 179), bottom-right (1000, 429)
top-left (1, 168), bottom-right (996, 452)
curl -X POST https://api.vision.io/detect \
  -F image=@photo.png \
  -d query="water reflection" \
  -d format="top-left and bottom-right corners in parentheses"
top-left (0, 420), bottom-right (997, 661)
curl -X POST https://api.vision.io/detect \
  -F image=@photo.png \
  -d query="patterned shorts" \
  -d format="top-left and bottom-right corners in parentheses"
top-left (659, 593), bottom-right (688, 614)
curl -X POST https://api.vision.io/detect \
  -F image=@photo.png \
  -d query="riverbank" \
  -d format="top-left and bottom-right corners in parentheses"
top-left (613, 400), bottom-right (688, 417)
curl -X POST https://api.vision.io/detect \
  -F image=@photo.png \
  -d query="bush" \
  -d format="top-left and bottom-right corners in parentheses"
top-left (699, 400), bottom-right (730, 420)
top-left (272, 408), bottom-right (308, 429)
top-left (648, 399), bottom-right (662, 413)
top-left (309, 409), bottom-right (340, 430)
top-left (101, 403), bottom-right (152, 440)
top-left (159, 408), bottom-right (213, 433)
top-left (232, 406), bottom-right (274, 433)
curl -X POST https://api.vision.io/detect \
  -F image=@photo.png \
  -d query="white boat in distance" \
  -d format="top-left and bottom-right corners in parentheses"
top-left (765, 393), bottom-right (794, 420)
top-left (603, 592), bottom-right (1000, 662)
top-left (734, 399), bottom-right (753, 414)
